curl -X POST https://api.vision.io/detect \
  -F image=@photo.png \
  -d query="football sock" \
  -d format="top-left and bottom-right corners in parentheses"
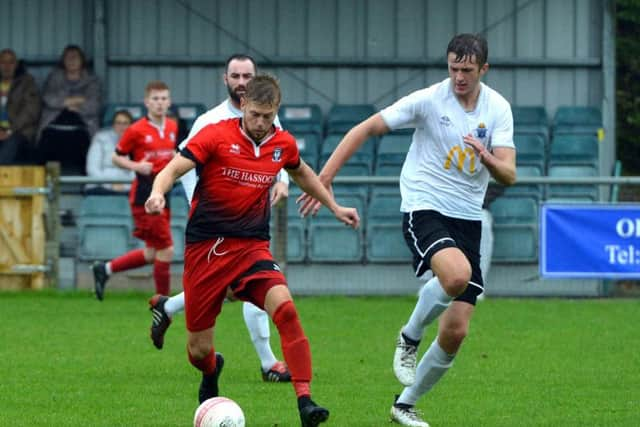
top-left (164, 292), bottom-right (185, 317)
top-left (243, 302), bottom-right (278, 371)
top-left (188, 347), bottom-right (217, 375)
top-left (398, 337), bottom-right (455, 406)
top-left (402, 276), bottom-right (452, 342)
top-left (153, 260), bottom-right (170, 296)
top-left (110, 249), bottom-right (147, 273)
top-left (272, 300), bottom-right (312, 397)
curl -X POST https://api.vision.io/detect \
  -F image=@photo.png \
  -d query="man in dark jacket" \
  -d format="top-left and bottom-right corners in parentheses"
top-left (0, 48), bottom-right (41, 164)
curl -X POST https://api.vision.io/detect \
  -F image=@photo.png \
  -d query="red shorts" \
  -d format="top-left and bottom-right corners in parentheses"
top-left (183, 237), bottom-right (287, 332)
top-left (131, 205), bottom-right (173, 250)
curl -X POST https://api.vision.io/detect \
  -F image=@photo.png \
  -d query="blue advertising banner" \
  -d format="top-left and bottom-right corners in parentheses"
top-left (541, 204), bottom-right (640, 278)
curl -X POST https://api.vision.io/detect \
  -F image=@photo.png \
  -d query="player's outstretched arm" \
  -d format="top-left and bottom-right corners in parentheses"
top-left (297, 113), bottom-right (389, 216)
top-left (145, 155), bottom-right (195, 214)
top-left (288, 160), bottom-right (360, 229)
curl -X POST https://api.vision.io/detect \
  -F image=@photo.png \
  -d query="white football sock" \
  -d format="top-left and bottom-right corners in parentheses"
top-left (243, 302), bottom-right (277, 371)
top-left (398, 337), bottom-right (455, 405)
top-left (402, 276), bottom-right (452, 342)
top-left (164, 292), bottom-right (185, 317)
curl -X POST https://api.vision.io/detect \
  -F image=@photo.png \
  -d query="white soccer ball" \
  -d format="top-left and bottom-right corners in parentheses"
top-left (193, 397), bottom-right (245, 427)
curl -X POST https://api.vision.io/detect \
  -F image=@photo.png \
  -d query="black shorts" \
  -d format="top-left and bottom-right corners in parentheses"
top-left (402, 210), bottom-right (484, 305)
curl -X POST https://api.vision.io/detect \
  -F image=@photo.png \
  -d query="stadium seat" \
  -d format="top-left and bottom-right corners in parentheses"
top-left (308, 221), bottom-right (364, 262)
top-left (490, 196), bottom-right (538, 225)
top-left (102, 103), bottom-right (146, 126)
top-left (320, 134), bottom-right (375, 175)
top-left (326, 104), bottom-right (376, 135)
top-left (291, 132), bottom-right (321, 170)
top-left (492, 225), bottom-right (538, 262)
top-left (546, 165), bottom-right (599, 201)
top-left (308, 192), bottom-right (365, 262)
top-left (79, 195), bottom-right (131, 218)
top-left (365, 189), bottom-right (412, 262)
top-left (552, 106), bottom-right (602, 136)
top-left (77, 195), bottom-right (134, 260)
top-left (169, 194), bottom-right (189, 263)
top-left (548, 134), bottom-right (599, 168)
top-left (172, 103), bottom-right (207, 133)
top-left (375, 133), bottom-right (411, 176)
top-left (77, 220), bottom-right (134, 261)
top-left (279, 104), bottom-right (324, 136)
top-left (511, 105), bottom-right (549, 141)
top-left (503, 164), bottom-right (544, 201)
top-left (514, 133), bottom-right (546, 172)
top-left (170, 194), bottom-right (190, 219)
top-left (490, 195), bottom-right (539, 263)
top-left (283, 216), bottom-right (307, 262)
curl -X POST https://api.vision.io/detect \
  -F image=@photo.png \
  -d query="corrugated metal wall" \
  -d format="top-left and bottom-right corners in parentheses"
top-left (3, 0), bottom-right (605, 116)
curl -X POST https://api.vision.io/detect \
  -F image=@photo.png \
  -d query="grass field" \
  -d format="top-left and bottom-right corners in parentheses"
top-left (1, 290), bottom-right (638, 426)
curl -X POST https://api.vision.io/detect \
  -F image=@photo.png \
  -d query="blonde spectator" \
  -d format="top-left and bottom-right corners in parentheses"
top-left (85, 110), bottom-right (134, 195)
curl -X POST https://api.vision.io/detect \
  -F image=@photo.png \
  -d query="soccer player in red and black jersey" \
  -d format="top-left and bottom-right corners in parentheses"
top-left (90, 80), bottom-right (178, 301)
top-left (146, 75), bottom-right (359, 427)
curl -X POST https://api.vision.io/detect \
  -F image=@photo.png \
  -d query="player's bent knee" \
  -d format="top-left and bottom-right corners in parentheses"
top-left (156, 246), bottom-right (174, 262)
top-left (272, 299), bottom-right (297, 324)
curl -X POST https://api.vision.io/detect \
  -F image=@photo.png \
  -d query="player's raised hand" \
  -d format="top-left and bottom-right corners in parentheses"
top-left (145, 193), bottom-right (165, 215)
top-left (463, 133), bottom-right (485, 155)
top-left (297, 183), bottom-right (333, 217)
top-left (270, 181), bottom-right (289, 207)
top-left (334, 205), bottom-right (360, 229)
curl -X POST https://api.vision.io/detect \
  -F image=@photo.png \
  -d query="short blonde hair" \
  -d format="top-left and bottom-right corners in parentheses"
top-left (244, 74), bottom-right (281, 108)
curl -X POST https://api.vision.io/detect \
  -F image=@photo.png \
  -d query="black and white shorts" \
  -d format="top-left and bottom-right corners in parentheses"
top-left (402, 210), bottom-right (484, 305)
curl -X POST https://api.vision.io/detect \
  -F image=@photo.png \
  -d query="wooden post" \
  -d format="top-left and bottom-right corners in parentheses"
top-left (45, 162), bottom-right (61, 287)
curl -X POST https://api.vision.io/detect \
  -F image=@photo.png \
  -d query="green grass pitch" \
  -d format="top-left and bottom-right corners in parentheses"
top-left (1, 291), bottom-right (638, 426)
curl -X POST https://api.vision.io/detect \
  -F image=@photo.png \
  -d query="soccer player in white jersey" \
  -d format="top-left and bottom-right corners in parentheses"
top-left (300, 33), bottom-right (516, 426)
top-left (148, 54), bottom-right (293, 383)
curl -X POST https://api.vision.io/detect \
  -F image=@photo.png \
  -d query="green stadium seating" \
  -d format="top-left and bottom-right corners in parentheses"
top-left (279, 104), bottom-right (324, 136)
top-left (365, 189), bottom-right (411, 262)
top-left (291, 132), bottom-right (321, 170)
top-left (514, 133), bottom-right (546, 172)
top-left (546, 165), bottom-right (599, 201)
top-left (77, 195), bottom-right (134, 261)
top-left (326, 104), bottom-right (376, 134)
top-left (375, 133), bottom-right (411, 176)
top-left (552, 106), bottom-right (602, 135)
top-left (548, 134), bottom-right (599, 168)
top-left (503, 164), bottom-right (544, 201)
top-left (511, 105), bottom-right (549, 141)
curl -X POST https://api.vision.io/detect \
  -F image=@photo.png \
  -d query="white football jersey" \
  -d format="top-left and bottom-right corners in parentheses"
top-left (380, 78), bottom-right (514, 221)
top-left (178, 99), bottom-right (285, 203)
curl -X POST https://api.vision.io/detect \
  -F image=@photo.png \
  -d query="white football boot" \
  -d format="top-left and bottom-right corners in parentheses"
top-left (393, 330), bottom-right (418, 386)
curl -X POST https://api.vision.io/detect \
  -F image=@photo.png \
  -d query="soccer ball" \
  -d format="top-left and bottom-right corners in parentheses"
top-left (193, 397), bottom-right (245, 427)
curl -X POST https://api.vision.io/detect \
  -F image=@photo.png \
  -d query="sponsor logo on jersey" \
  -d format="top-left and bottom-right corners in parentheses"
top-left (145, 134), bottom-right (153, 143)
top-left (444, 146), bottom-right (476, 173)
top-left (170, 132), bottom-right (176, 141)
top-left (272, 148), bottom-right (282, 162)
top-left (439, 115), bottom-right (452, 127)
top-left (221, 167), bottom-right (274, 187)
top-left (230, 143), bottom-right (240, 154)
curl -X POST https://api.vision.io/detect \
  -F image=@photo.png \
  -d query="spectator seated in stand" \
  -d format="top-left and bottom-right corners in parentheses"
top-left (0, 48), bottom-right (41, 165)
top-left (85, 110), bottom-right (134, 195)
top-left (37, 44), bottom-right (102, 175)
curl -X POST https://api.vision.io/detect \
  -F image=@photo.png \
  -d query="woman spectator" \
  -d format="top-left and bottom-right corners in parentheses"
top-left (0, 48), bottom-right (41, 164)
top-left (37, 44), bottom-right (102, 174)
top-left (85, 110), bottom-right (134, 195)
